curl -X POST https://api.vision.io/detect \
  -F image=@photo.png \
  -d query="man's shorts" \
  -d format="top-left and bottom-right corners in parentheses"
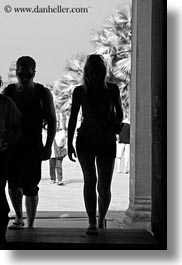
top-left (8, 145), bottom-right (42, 197)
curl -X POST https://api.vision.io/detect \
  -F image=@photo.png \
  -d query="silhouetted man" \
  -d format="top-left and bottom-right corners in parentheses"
top-left (3, 56), bottom-right (56, 229)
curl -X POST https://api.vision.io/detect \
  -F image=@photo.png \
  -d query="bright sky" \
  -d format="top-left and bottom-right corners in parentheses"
top-left (0, 0), bottom-right (131, 85)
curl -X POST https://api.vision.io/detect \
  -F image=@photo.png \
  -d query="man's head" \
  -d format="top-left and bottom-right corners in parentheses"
top-left (16, 56), bottom-right (36, 86)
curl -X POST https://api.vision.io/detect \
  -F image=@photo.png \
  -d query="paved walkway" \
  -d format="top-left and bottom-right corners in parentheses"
top-left (6, 156), bottom-right (129, 219)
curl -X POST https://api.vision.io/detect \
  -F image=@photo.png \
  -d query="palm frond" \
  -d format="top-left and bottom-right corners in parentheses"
top-left (113, 57), bottom-right (131, 76)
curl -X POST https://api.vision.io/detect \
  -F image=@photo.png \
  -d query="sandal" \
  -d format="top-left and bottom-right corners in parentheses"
top-left (8, 221), bottom-right (24, 230)
top-left (86, 226), bottom-right (98, 236)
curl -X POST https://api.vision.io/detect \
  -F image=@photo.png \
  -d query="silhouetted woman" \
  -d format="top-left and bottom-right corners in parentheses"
top-left (68, 54), bottom-right (123, 235)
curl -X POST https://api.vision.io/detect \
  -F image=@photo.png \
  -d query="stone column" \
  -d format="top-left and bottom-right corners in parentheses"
top-left (123, 0), bottom-right (152, 230)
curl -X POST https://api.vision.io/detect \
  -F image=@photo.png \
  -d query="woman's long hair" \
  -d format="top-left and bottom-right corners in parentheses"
top-left (83, 54), bottom-right (107, 95)
top-left (82, 54), bottom-right (113, 120)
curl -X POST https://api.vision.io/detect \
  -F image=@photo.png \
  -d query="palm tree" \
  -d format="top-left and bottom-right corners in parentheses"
top-left (91, 4), bottom-right (132, 115)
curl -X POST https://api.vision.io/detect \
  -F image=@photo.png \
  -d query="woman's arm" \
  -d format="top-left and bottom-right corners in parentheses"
top-left (113, 84), bottom-right (123, 124)
top-left (67, 86), bottom-right (82, 161)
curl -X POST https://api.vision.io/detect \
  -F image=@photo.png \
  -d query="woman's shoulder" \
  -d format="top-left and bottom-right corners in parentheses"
top-left (107, 81), bottom-right (119, 89)
top-left (106, 81), bottom-right (119, 95)
top-left (74, 85), bottom-right (84, 93)
top-left (73, 85), bottom-right (85, 98)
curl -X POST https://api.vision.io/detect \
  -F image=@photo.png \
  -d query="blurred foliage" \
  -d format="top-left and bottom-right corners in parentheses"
top-left (52, 4), bottom-right (132, 123)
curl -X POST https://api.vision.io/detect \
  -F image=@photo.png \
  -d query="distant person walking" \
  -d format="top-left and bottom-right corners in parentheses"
top-left (68, 54), bottom-right (123, 235)
top-left (0, 79), bottom-right (22, 247)
top-left (49, 118), bottom-right (67, 186)
top-left (3, 56), bottom-right (56, 229)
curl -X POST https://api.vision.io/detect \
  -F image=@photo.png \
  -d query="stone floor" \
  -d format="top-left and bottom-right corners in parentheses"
top-left (5, 158), bottom-right (160, 249)
top-left (6, 228), bottom-right (159, 250)
top-left (6, 155), bottom-right (129, 228)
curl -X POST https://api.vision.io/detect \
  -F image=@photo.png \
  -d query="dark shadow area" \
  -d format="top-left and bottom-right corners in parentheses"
top-left (6, 228), bottom-right (159, 250)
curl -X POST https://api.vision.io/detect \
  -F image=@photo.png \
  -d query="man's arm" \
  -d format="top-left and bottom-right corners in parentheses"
top-left (41, 87), bottom-right (56, 160)
top-left (67, 86), bottom-right (81, 161)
